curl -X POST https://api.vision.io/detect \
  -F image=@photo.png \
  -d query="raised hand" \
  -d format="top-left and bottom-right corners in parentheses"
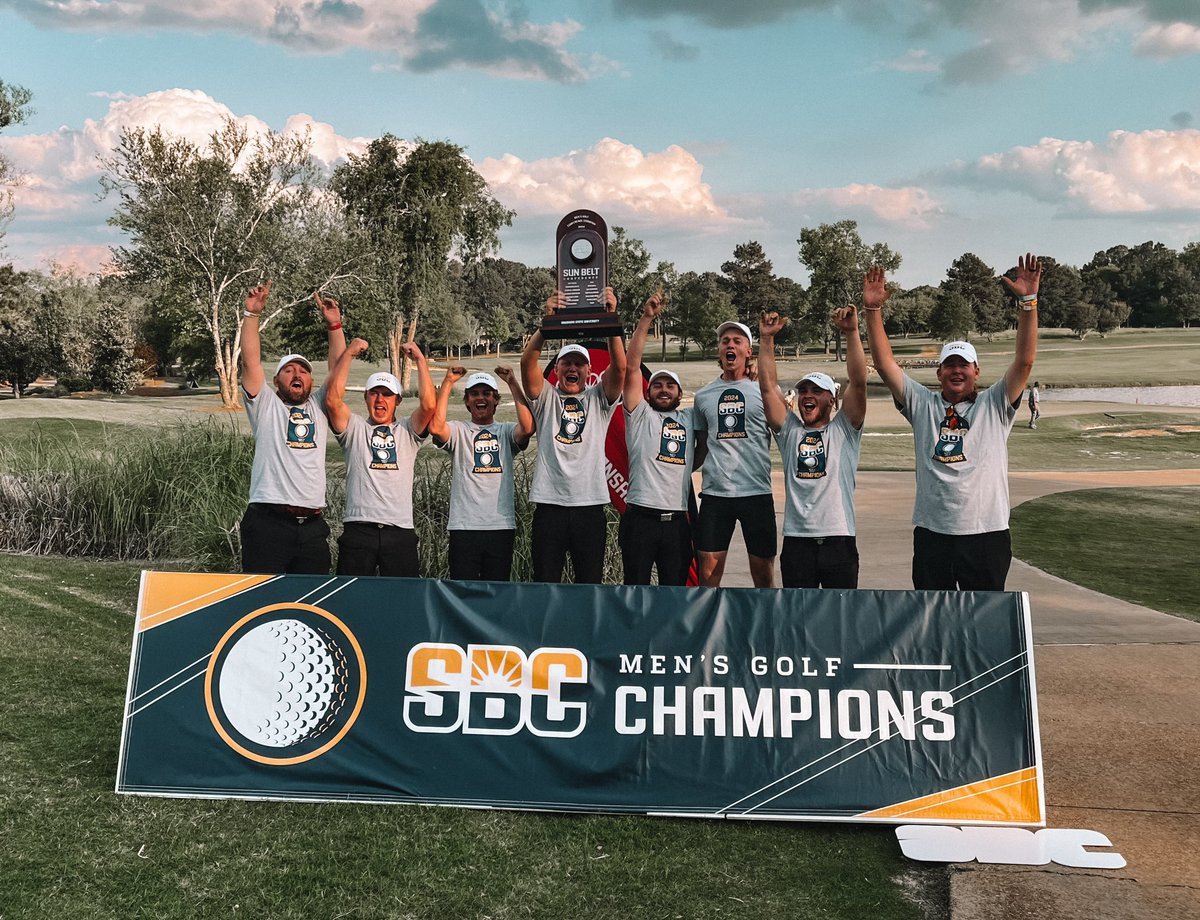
top-left (604, 286), bottom-right (618, 312)
top-left (833, 305), bottom-right (859, 333)
top-left (314, 291), bottom-right (341, 326)
top-left (1001, 252), bottom-right (1042, 298)
top-left (401, 341), bottom-right (424, 362)
top-left (545, 291), bottom-right (567, 316)
top-left (642, 288), bottom-right (666, 320)
top-left (759, 310), bottom-right (787, 339)
top-left (244, 281), bottom-right (272, 316)
top-left (347, 337), bottom-right (369, 357)
top-left (495, 365), bottom-right (515, 384)
top-left (863, 266), bottom-right (890, 311)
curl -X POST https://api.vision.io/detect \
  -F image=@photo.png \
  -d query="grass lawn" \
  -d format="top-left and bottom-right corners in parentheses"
top-left (1011, 487), bottom-right (1200, 623)
top-left (0, 554), bottom-right (942, 920)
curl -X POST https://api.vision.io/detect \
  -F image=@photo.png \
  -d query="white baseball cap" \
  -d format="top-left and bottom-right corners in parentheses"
top-left (365, 372), bottom-right (401, 394)
top-left (274, 354), bottom-right (312, 376)
top-left (463, 372), bottom-right (499, 393)
top-left (938, 341), bottom-right (979, 365)
top-left (797, 372), bottom-right (839, 395)
top-left (648, 369), bottom-right (682, 389)
top-left (556, 343), bottom-right (591, 362)
top-left (716, 321), bottom-right (754, 345)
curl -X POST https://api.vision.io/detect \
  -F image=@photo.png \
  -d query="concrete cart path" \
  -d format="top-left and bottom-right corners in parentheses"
top-left (712, 468), bottom-right (1200, 920)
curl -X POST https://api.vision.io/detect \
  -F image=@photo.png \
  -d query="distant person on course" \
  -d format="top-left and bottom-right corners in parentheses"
top-left (428, 364), bottom-right (534, 582)
top-left (238, 284), bottom-right (346, 574)
top-left (1027, 381), bottom-right (1041, 429)
top-left (324, 333), bottom-right (435, 578)
top-left (757, 292), bottom-right (867, 589)
top-left (692, 320), bottom-right (776, 588)
top-left (520, 287), bottom-right (626, 584)
top-left (864, 254), bottom-right (1042, 591)
top-left (620, 289), bottom-right (698, 586)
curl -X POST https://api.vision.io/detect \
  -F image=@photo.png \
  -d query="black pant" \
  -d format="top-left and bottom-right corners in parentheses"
top-left (240, 503), bottom-right (331, 575)
top-left (780, 535), bottom-right (859, 589)
top-left (449, 529), bottom-right (516, 582)
top-left (336, 521), bottom-right (419, 577)
top-left (912, 527), bottom-right (1011, 591)
top-left (619, 505), bottom-right (692, 586)
top-left (531, 503), bottom-right (608, 584)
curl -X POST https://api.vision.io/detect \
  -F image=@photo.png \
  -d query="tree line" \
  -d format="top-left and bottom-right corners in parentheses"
top-left (2, 84), bottom-right (1198, 402)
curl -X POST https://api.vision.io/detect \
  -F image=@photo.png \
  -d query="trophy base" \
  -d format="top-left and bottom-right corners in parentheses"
top-left (542, 310), bottom-right (625, 340)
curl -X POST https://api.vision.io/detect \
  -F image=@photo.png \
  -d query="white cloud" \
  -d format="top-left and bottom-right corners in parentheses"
top-left (1134, 21), bottom-right (1200, 58)
top-left (939, 129), bottom-right (1200, 215)
top-left (477, 137), bottom-right (731, 225)
top-left (790, 184), bottom-right (943, 226)
top-left (876, 49), bottom-right (940, 74)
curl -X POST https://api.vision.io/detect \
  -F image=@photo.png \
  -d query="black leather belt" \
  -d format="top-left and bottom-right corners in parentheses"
top-left (252, 502), bottom-right (323, 522)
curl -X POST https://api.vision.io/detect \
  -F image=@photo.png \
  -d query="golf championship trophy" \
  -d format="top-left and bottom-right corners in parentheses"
top-left (542, 209), bottom-right (624, 339)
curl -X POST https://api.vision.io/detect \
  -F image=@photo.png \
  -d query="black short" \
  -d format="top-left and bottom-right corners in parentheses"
top-left (336, 521), bottom-right (419, 578)
top-left (531, 503), bottom-right (608, 584)
top-left (618, 505), bottom-right (692, 586)
top-left (240, 503), bottom-right (331, 575)
top-left (449, 529), bottom-right (516, 582)
top-left (780, 535), bottom-right (859, 589)
top-left (694, 493), bottom-right (777, 559)
top-left (912, 527), bottom-right (1011, 591)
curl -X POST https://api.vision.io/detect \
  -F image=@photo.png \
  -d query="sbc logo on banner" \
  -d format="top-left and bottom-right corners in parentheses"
top-left (404, 643), bottom-right (588, 737)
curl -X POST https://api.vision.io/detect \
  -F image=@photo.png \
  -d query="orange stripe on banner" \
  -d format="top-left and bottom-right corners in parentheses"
top-left (856, 767), bottom-right (1042, 824)
top-left (137, 572), bottom-right (274, 632)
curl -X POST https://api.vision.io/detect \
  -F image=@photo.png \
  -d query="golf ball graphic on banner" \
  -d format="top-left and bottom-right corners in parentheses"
top-left (205, 604), bottom-right (366, 765)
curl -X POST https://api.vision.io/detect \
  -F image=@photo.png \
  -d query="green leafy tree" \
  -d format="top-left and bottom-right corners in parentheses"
top-left (885, 285), bottom-right (934, 338)
top-left (607, 226), bottom-right (653, 326)
top-left (101, 118), bottom-right (357, 408)
top-left (0, 266), bottom-right (60, 397)
top-left (0, 80), bottom-right (34, 246)
top-left (1084, 241), bottom-right (1198, 327)
top-left (942, 253), bottom-right (1005, 338)
top-left (720, 241), bottom-right (778, 325)
top-left (798, 220), bottom-right (900, 359)
top-left (1082, 274), bottom-right (1131, 334)
top-left (667, 271), bottom-right (735, 357)
top-left (927, 289), bottom-right (974, 341)
top-left (1034, 258), bottom-right (1086, 330)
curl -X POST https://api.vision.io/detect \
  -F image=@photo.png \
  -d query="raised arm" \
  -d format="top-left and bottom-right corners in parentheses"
top-left (239, 282), bottom-right (271, 398)
top-left (835, 305), bottom-right (867, 430)
top-left (495, 364), bottom-right (534, 447)
top-left (1000, 253), bottom-right (1041, 406)
top-left (520, 291), bottom-right (562, 402)
top-left (599, 286), bottom-right (626, 403)
top-left (324, 337), bottom-right (369, 435)
top-left (624, 289), bottom-right (665, 411)
top-left (428, 364), bottom-right (465, 445)
top-left (315, 291), bottom-right (347, 372)
top-left (756, 311), bottom-right (789, 432)
top-left (861, 265), bottom-right (904, 403)
top-left (403, 342), bottom-right (436, 436)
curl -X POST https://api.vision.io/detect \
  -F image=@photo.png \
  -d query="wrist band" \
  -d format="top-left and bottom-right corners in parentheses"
top-left (242, 310), bottom-right (259, 319)
top-left (1019, 296), bottom-right (1038, 312)
top-left (863, 306), bottom-right (882, 312)
top-left (326, 322), bottom-right (343, 331)
top-left (1020, 294), bottom-right (1037, 302)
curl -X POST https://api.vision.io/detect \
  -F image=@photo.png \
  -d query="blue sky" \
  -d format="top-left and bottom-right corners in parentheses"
top-left (2, 0), bottom-right (1200, 287)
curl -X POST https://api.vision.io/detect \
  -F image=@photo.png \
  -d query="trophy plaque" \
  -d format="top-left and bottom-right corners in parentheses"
top-left (543, 209), bottom-right (624, 339)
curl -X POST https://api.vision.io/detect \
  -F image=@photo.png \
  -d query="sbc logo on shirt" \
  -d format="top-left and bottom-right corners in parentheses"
top-left (795, 431), bottom-right (827, 479)
top-left (656, 417), bottom-right (688, 465)
top-left (555, 397), bottom-right (587, 444)
top-left (934, 406), bottom-right (969, 464)
top-left (472, 429), bottom-right (503, 474)
top-left (716, 389), bottom-right (747, 439)
top-left (286, 407), bottom-right (317, 449)
top-left (369, 425), bottom-right (398, 470)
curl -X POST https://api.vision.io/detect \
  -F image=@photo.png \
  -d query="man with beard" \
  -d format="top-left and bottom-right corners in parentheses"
top-left (324, 334), bottom-right (435, 577)
top-left (692, 320), bottom-right (776, 587)
top-left (428, 364), bottom-right (534, 581)
top-left (757, 300), bottom-right (867, 589)
top-left (238, 283), bottom-right (346, 574)
top-left (863, 256), bottom-right (1042, 591)
top-left (520, 287), bottom-right (625, 584)
top-left (619, 289), bottom-right (698, 586)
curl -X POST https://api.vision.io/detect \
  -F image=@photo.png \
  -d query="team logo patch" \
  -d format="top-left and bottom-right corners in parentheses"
top-left (369, 425), bottom-right (398, 470)
top-left (935, 406), bottom-right (969, 464)
top-left (716, 389), bottom-right (747, 439)
top-left (656, 417), bottom-right (688, 465)
top-left (555, 397), bottom-right (587, 444)
top-left (472, 429), bottom-right (503, 474)
top-left (795, 430), bottom-right (827, 479)
top-left (286, 407), bottom-right (317, 449)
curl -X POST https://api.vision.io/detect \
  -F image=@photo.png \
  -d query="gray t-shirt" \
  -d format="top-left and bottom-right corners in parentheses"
top-left (693, 376), bottom-right (773, 497)
top-left (243, 384), bottom-right (329, 509)
top-left (624, 401), bottom-right (694, 512)
top-left (441, 420), bottom-right (524, 530)
top-left (529, 383), bottom-right (620, 506)
top-left (336, 413), bottom-right (424, 528)
top-left (901, 376), bottom-right (1018, 535)
top-left (777, 411), bottom-right (861, 538)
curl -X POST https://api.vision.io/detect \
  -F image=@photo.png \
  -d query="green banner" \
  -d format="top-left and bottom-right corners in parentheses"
top-left (117, 572), bottom-right (1044, 825)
